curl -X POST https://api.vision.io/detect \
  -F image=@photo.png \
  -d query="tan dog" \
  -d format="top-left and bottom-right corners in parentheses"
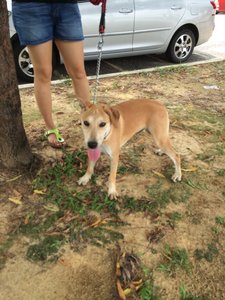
top-left (78, 99), bottom-right (182, 199)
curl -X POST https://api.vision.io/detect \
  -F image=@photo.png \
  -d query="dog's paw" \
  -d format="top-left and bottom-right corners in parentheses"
top-left (154, 149), bottom-right (164, 156)
top-left (172, 172), bottom-right (182, 182)
top-left (78, 174), bottom-right (91, 186)
top-left (108, 183), bottom-right (119, 200)
top-left (108, 191), bottom-right (119, 200)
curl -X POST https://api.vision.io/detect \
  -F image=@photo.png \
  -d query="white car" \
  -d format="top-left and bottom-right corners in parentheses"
top-left (8, 0), bottom-right (216, 82)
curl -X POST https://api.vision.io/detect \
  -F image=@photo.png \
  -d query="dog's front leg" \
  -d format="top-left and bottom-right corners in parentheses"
top-left (78, 159), bottom-right (96, 186)
top-left (108, 153), bottom-right (119, 200)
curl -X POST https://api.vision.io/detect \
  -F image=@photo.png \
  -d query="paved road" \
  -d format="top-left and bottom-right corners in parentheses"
top-left (195, 13), bottom-right (225, 60)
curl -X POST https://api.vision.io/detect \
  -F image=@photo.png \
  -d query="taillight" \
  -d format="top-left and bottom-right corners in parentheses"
top-left (210, 1), bottom-right (216, 15)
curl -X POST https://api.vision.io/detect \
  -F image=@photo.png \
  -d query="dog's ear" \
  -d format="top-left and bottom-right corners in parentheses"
top-left (103, 105), bottom-right (120, 127)
top-left (77, 97), bottom-right (93, 111)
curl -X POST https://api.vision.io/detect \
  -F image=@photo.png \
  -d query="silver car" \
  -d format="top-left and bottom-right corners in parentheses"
top-left (8, 0), bottom-right (216, 82)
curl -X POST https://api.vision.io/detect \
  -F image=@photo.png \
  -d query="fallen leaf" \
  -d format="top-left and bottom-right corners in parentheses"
top-left (43, 204), bottom-right (59, 212)
top-left (33, 189), bottom-right (46, 195)
top-left (117, 279), bottom-right (126, 300)
top-left (152, 171), bottom-right (165, 178)
top-left (8, 197), bottom-right (22, 205)
top-left (6, 175), bottom-right (22, 183)
top-left (124, 288), bottom-right (133, 296)
top-left (182, 166), bottom-right (198, 172)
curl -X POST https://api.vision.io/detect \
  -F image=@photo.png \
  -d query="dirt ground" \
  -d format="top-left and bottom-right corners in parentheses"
top-left (0, 61), bottom-right (225, 300)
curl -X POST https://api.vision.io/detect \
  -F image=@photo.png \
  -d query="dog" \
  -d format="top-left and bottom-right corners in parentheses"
top-left (78, 99), bottom-right (182, 199)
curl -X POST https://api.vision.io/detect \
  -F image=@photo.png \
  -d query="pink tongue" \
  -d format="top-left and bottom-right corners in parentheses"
top-left (87, 148), bottom-right (101, 161)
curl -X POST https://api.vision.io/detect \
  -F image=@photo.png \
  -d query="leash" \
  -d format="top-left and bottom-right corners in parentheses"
top-left (90, 0), bottom-right (107, 103)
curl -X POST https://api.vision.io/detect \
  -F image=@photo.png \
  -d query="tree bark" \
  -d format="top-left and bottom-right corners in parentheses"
top-left (0, 0), bottom-right (34, 169)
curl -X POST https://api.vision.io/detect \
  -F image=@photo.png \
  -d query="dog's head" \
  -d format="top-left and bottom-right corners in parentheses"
top-left (80, 103), bottom-right (120, 149)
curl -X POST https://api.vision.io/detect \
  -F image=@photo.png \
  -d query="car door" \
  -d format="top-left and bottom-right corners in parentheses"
top-left (79, 0), bottom-right (134, 59)
top-left (133, 0), bottom-right (186, 52)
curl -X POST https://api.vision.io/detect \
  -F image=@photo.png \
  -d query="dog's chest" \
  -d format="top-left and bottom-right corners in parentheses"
top-left (100, 144), bottom-right (112, 158)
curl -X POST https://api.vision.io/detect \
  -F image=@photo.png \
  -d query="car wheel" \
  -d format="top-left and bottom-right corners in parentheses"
top-left (166, 29), bottom-right (196, 63)
top-left (13, 42), bottom-right (34, 83)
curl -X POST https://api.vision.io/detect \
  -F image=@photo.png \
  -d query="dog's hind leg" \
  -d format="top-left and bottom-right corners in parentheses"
top-left (162, 140), bottom-right (182, 182)
top-left (151, 129), bottom-right (182, 182)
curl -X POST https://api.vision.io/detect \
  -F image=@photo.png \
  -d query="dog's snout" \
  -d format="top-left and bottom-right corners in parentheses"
top-left (88, 141), bottom-right (98, 149)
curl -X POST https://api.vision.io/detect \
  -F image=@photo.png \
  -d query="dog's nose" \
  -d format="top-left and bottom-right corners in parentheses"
top-left (88, 141), bottom-right (98, 149)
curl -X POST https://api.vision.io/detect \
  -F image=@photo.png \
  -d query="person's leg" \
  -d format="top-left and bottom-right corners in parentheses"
top-left (55, 40), bottom-right (91, 107)
top-left (28, 41), bottom-right (64, 146)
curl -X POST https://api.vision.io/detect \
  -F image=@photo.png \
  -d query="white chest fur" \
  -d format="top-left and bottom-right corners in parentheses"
top-left (100, 144), bottom-right (112, 158)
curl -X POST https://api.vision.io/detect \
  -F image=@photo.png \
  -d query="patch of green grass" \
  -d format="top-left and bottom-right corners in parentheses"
top-left (194, 242), bottom-right (219, 262)
top-left (197, 143), bottom-right (225, 162)
top-left (146, 181), bottom-right (191, 212)
top-left (179, 286), bottom-right (212, 300)
top-left (139, 280), bottom-right (160, 300)
top-left (211, 226), bottom-right (222, 236)
top-left (167, 212), bottom-right (183, 229)
top-left (0, 237), bottom-right (14, 269)
top-left (72, 226), bottom-right (123, 248)
top-left (185, 179), bottom-right (208, 190)
top-left (136, 265), bottom-right (161, 300)
top-left (123, 195), bottom-right (158, 213)
top-left (215, 169), bottom-right (225, 176)
top-left (159, 244), bottom-right (191, 275)
top-left (33, 150), bottom-right (87, 190)
top-left (215, 216), bottom-right (225, 226)
top-left (19, 211), bottom-right (64, 236)
top-left (26, 235), bottom-right (65, 262)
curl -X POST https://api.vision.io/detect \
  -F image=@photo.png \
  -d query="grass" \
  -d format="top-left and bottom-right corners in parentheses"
top-left (0, 237), bottom-right (14, 269)
top-left (179, 286), bottom-right (212, 300)
top-left (166, 211), bottom-right (183, 229)
top-left (15, 148), bottom-right (194, 264)
top-left (194, 242), bottom-right (219, 262)
top-left (215, 216), bottom-right (225, 226)
top-left (26, 235), bottom-right (64, 262)
top-left (139, 280), bottom-right (160, 300)
top-left (159, 244), bottom-right (192, 275)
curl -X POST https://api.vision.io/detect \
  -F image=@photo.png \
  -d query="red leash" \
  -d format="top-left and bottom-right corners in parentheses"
top-left (90, 0), bottom-right (107, 34)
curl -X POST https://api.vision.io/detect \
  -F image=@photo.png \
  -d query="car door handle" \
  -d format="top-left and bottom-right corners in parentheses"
top-left (119, 8), bottom-right (133, 14)
top-left (171, 5), bottom-right (182, 10)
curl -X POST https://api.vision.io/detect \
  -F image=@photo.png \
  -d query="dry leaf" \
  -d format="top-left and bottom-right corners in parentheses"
top-left (124, 288), bottom-right (133, 296)
top-left (33, 189), bottom-right (46, 195)
top-left (8, 197), bottom-right (22, 205)
top-left (152, 171), bottom-right (165, 178)
top-left (43, 204), bottom-right (59, 212)
top-left (117, 279), bottom-right (126, 300)
top-left (6, 175), bottom-right (22, 183)
top-left (182, 166), bottom-right (198, 172)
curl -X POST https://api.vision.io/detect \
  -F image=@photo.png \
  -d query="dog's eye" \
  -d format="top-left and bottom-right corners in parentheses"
top-left (83, 121), bottom-right (90, 127)
top-left (99, 122), bottom-right (106, 128)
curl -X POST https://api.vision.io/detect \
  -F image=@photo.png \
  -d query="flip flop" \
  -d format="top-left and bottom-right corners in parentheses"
top-left (44, 128), bottom-right (66, 149)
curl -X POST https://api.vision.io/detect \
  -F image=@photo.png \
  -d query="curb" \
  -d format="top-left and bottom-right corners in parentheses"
top-left (18, 57), bottom-right (225, 90)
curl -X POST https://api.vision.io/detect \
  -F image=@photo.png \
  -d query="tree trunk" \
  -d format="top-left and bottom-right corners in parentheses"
top-left (0, 0), bottom-right (34, 169)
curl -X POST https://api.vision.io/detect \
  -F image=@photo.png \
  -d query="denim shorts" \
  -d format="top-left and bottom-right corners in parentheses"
top-left (12, 2), bottom-right (84, 46)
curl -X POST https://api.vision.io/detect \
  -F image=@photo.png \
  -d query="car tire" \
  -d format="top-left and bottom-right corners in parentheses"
top-left (12, 38), bottom-right (58, 83)
top-left (166, 28), bottom-right (196, 63)
top-left (13, 42), bottom-right (34, 83)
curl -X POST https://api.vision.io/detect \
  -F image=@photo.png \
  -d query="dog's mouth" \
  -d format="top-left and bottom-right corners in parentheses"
top-left (87, 141), bottom-right (101, 161)
top-left (87, 148), bottom-right (101, 161)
